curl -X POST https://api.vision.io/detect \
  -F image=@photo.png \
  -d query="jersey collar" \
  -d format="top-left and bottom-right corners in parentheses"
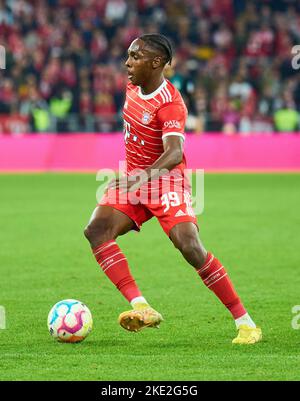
top-left (138, 80), bottom-right (167, 100)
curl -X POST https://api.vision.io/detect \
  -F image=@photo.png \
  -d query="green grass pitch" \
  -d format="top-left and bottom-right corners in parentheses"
top-left (0, 173), bottom-right (300, 381)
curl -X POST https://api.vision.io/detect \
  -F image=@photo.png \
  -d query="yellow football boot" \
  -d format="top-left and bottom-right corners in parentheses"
top-left (232, 325), bottom-right (262, 344)
top-left (118, 303), bottom-right (163, 332)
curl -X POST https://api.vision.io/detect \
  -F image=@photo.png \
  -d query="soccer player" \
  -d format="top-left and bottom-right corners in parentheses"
top-left (84, 34), bottom-right (262, 344)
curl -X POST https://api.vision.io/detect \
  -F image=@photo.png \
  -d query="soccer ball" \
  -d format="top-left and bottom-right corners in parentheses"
top-left (47, 299), bottom-right (93, 343)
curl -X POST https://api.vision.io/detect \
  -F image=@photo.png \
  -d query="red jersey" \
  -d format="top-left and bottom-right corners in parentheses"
top-left (123, 79), bottom-right (187, 176)
top-left (100, 79), bottom-right (197, 234)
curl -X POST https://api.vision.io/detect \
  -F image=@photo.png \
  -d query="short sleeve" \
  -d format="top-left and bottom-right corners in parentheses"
top-left (156, 102), bottom-right (187, 141)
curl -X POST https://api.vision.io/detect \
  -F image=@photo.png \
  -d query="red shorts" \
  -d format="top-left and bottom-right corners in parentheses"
top-left (99, 186), bottom-right (198, 236)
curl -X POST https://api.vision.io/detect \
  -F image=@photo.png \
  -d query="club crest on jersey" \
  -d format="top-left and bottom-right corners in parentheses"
top-left (142, 110), bottom-right (152, 125)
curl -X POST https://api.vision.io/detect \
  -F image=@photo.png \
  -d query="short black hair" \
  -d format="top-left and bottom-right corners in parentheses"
top-left (139, 34), bottom-right (173, 65)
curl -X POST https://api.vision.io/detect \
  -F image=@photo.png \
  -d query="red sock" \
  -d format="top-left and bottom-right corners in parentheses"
top-left (92, 240), bottom-right (142, 302)
top-left (197, 252), bottom-right (246, 319)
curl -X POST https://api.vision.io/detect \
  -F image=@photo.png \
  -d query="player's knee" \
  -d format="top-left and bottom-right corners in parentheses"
top-left (84, 218), bottom-right (113, 246)
top-left (83, 223), bottom-right (99, 243)
top-left (83, 224), bottom-right (92, 241)
top-left (180, 240), bottom-right (199, 257)
top-left (176, 238), bottom-right (206, 266)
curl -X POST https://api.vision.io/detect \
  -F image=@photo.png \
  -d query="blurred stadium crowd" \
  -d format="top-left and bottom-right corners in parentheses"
top-left (0, 0), bottom-right (300, 134)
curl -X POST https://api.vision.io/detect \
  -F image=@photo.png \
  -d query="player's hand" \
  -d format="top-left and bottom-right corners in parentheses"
top-left (107, 175), bottom-right (144, 193)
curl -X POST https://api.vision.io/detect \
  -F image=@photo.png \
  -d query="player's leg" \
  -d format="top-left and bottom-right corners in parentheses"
top-left (169, 222), bottom-right (262, 344)
top-left (84, 205), bottom-right (145, 305)
top-left (84, 205), bottom-right (134, 248)
top-left (84, 205), bottom-right (162, 332)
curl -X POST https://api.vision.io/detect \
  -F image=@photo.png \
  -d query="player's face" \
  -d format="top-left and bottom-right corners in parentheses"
top-left (125, 39), bottom-right (154, 86)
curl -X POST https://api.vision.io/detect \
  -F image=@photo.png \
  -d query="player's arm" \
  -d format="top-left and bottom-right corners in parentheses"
top-left (108, 136), bottom-right (183, 192)
top-left (109, 102), bottom-right (186, 192)
top-left (142, 135), bottom-right (183, 180)
top-left (124, 137), bottom-right (184, 191)
top-left (141, 101), bottom-right (186, 184)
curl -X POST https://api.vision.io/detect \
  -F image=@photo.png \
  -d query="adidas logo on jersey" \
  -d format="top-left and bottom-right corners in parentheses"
top-left (175, 209), bottom-right (186, 217)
